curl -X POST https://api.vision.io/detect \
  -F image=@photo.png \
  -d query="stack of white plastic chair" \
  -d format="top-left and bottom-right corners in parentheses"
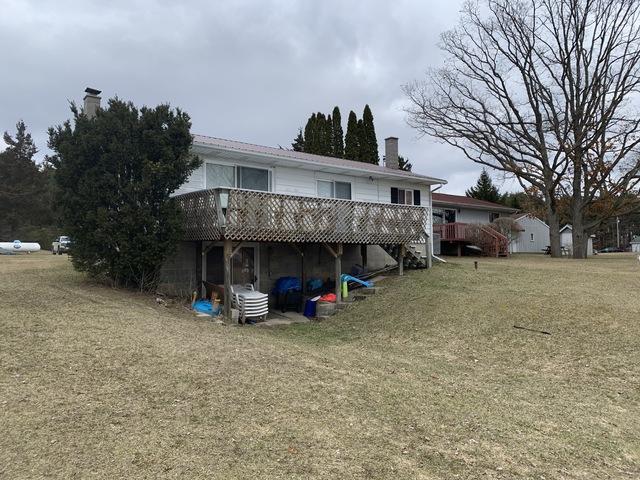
top-left (230, 284), bottom-right (269, 323)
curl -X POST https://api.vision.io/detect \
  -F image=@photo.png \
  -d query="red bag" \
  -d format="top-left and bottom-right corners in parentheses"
top-left (319, 293), bottom-right (337, 303)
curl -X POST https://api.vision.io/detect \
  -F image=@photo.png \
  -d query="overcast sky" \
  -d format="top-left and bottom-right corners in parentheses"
top-left (0, 0), bottom-right (516, 194)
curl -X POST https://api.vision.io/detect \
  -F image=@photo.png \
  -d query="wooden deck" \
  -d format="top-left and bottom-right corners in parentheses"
top-left (176, 188), bottom-right (431, 245)
top-left (433, 222), bottom-right (509, 257)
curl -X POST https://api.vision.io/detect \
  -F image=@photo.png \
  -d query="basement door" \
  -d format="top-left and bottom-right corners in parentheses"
top-left (205, 244), bottom-right (260, 289)
top-left (232, 245), bottom-right (259, 287)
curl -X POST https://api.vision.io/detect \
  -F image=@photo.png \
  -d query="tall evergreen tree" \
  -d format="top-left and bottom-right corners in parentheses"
top-left (48, 98), bottom-right (200, 289)
top-left (331, 106), bottom-right (344, 158)
top-left (344, 110), bottom-right (360, 161)
top-left (303, 113), bottom-right (318, 154)
top-left (465, 169), bottom-right (501, 203)
top-left (0, 121), bottom-right (55, 246)
top-left (357, 119), bottom-right (366, 162)
top-left (361, 104), bottom-right (379, 164)
top-left (323, 113), bottom-right (333, 156)
top-left (291, 128), bottom-right (304, 152)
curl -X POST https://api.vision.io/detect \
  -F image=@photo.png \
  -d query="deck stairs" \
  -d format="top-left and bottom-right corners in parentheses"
top-left (381, 242), bottom-right (429, 269)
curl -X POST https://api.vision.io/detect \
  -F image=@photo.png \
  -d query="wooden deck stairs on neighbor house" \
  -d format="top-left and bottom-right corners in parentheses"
top-left (433, 222), bottom-right (509, 257)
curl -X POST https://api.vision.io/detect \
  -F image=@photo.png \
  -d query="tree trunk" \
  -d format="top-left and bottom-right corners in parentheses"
top-left (571, 204), bottom-right (588, 259)
top-left (545, 192), bottom-right (562, 257)
top-left (571, 151), bottom-right (588, 259)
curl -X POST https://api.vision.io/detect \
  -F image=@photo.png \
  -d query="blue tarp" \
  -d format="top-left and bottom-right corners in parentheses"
top-left (193, 300), bottom-right (221, 316)
top-left (272, 276), bottom-right (301, 294)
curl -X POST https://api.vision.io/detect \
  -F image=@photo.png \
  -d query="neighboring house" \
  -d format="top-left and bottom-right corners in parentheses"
top-left (559, 225), bottom-right (595, 255)
top-left (631, 236), bottom-right (640, 253)
top-left (431, 193), bottom-right (517, 256)
top-left (510, 214), bottom-right (550, 253)
top-left (432, 193), bottom-right (517, 224)
top-left (161, 136), bottom-right (447, 312)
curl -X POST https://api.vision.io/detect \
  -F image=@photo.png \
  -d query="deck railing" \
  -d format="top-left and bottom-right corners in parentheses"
top-left (433, 222), bottom-right (509, 257)
top-left (176, 188), bottom-right (430, 244)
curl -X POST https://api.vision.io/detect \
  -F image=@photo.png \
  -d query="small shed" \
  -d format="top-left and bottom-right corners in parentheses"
top-left (631, 236), bottom-right (640, 253)
top-left (559, 225), bottom-right (594, 255)
top-left (510, 214), bottom-right (550, 253)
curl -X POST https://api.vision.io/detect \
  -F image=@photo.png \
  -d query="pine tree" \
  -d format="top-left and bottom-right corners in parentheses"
top-left (465, 169), bottom-right (501, 203)
top-left (361, 104), bottom-right (379, 164)
top-left (357, 119), bottom-right (366, 162)
top-left (344, 111), bottom-right (360, 161)
top-left (291, 128), bottom-right (304, 151)
top-left (303, 113), bottom-right (318, 154)
top-left (0, 121), bottom-right (56, 246)
top-left (48, 98), bottom-right (201, 289)
top-left (398, 156), bottom-right (412, 172)
top-left (323, 113), bottom-right (333, 156)
top-left (331, 106), bottom-right (344, 158)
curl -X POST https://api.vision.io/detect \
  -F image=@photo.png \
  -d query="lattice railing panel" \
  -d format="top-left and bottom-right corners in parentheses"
top-left (176, 188), bottom-right (429, 244)
top-left (175, 189), bottom-right (223, 241)
top-left (224, 189), bottom-right (429, 244)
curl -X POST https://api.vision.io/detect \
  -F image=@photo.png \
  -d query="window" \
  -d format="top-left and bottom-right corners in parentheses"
top-left (433, 208), bottom-right (444, 224)
top-left (391, 187), bottom-right (421, 205)
top-left (238, 166), bottom-right (270, 191)
top-left (489, 212), bottom-right (500, 222)
top-left (530, 233), bottom-right (535, 242)
top-left (317, 180), bottom-right (352, 200)
top-left (444, 209), bottom-right (456, 223)
top-left (205, 163), bottom-right (271, 192)
top-left (335, 181), bottom-right (352, 200)
top-left (206, 163), bottom-right (235, 188)
top-left (317, 180), bottom-right (334, 198)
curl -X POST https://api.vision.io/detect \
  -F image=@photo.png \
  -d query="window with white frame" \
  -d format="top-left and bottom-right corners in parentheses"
top-left (205, 163), bottom-right (271, 192)
top-left (391, 187), bottom-right (421, 205)
top-left (530, 233), bottom-right (535, 242)
top-left (317, 180), bottom-right (352, 200)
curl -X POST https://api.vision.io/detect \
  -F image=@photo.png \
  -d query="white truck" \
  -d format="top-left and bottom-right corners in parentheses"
top-left (51, 236), bottom-right (72, 255)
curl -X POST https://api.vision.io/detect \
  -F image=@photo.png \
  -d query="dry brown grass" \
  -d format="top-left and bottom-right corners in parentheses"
top-left (1, 252), bottom-right (639, 479)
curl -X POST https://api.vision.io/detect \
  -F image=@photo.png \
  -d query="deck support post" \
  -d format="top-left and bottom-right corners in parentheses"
top-left (398, 244), bottom-right (406, 276)
top-left (360, 244), bottom-right (368, 271)
top-left (196, 241), bottom-right (203, 297)
top-left (290, 244), bottom-right (305, 294)
top-left (323, 242), bottom-right (343, 302)
top-left (425, 233), bottom-right (433, 269)
top-left (335, 243), bottom-right (343, 302)
top-left (457, 242), bottom-right (462, 257)
top-left (223, 238), bottom-right (233, 322)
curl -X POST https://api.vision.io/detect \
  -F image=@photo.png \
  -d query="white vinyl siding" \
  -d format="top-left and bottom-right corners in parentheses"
top-left (176, 153), bottom-right (431, 208)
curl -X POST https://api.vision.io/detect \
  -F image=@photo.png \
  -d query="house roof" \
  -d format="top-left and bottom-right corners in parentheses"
top-left (512, 213), bottom-right (550, 228)
top-left (559, 224), bottom-right (572, 233)
top-left (431, 192), bottom-right (518, 213)
top-left (631, 235), bottom-right (640, 244)
top-left (192, 135), bottom-right (448, 186)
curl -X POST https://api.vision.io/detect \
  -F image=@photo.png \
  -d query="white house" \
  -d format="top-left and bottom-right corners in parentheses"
top-left (431, 193), bottom-right (517, 224)
top-left (630, 236), bottom-right (640, 252)
top-left (430, 193), bottom-right (517, 256)
top-left (161, 135), bottom-right (447, 310)
top-left (560, 225), bottom-right (594, 255)
top-left (510, 214), bottom-right (550, 253)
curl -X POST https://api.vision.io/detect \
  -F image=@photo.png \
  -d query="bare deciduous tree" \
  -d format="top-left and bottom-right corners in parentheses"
top-left (404, 0), bottom-right (640, 258)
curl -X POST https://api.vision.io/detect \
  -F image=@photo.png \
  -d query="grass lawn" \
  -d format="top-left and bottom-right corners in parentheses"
top-left (1, 252), bottom-right (639, 479)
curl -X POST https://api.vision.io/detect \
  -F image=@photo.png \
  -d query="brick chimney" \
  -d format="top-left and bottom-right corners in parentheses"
top-left (83, 87), bottom-right (102, 119)
top-left (385, 137), bottom-right (399, 169)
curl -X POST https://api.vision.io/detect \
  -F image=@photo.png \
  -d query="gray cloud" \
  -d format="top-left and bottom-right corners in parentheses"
top-left (0, 0), bottom-right (513, 194)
